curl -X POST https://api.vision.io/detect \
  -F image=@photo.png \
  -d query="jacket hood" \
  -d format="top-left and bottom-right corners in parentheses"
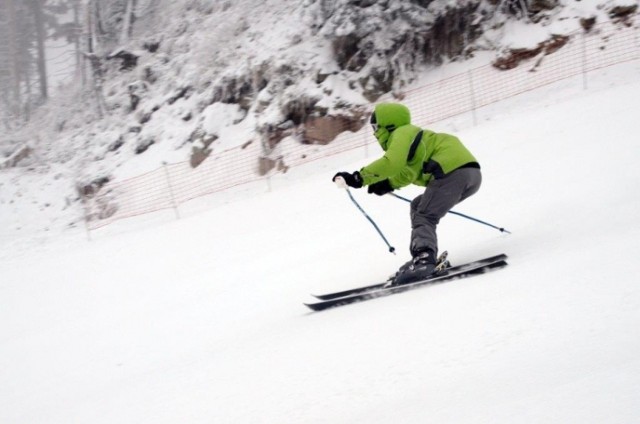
top-left (372, 103), bottom-right (411, 149)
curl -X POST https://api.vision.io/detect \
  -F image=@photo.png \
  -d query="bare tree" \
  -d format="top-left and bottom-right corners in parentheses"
top-left (0, 1), bottom-right (11, 129)
top-left (120, 0), bottom-right (136, 44)
top-left (72, 0), bottom-right (85, 86)
top-left (0, 0), bottom-right (155, 126)
top-left (46, 0), bottom-right (87, 87)
top-left (1, 0), bottom-right (52, 126)
top-left (5, 0), bottom-right (22, 120)
top-left (29, 0), bottom-right (48, 100)
top-left (84, 0), bottom-right (107, 117)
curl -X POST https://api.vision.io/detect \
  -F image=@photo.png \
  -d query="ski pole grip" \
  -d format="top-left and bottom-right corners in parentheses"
top-left (334, 176), bottom-right (348, 189)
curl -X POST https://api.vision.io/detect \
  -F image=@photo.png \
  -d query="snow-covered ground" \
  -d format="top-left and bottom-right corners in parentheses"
top-left (1, 58), bottom-right (640, 423)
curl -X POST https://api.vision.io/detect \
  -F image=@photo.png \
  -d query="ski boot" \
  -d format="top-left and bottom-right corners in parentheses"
top-left (389, 249), bottom-right (438, 286)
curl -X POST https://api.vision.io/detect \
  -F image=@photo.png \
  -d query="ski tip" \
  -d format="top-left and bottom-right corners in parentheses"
top-left (303, 302), bottom-right (323, 312)
top-left (310, 294), bottom-right (333, 300)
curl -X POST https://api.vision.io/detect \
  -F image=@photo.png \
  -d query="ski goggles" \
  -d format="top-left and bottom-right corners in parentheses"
top-left (370, 113), bottom-right (377, 132)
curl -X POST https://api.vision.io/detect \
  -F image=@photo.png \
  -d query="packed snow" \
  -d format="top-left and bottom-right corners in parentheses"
top-left (1, 51), bottom-right (639, 424)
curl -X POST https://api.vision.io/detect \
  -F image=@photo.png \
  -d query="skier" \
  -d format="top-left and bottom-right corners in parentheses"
top-left (333, 102), bottom-right (481, 285)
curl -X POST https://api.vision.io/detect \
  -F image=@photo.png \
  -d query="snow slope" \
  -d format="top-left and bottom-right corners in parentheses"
top-left (1, 61), bottom-right (640, 423)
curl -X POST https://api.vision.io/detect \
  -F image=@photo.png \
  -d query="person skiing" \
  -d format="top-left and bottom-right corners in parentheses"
top-left (333, 102), bottom-right (481, 285)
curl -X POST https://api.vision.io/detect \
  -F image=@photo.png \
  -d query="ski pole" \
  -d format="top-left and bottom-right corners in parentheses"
top-left (389, 192), bottom-right (511, 234)
top-left (335, 177), bottom-right (396, 254)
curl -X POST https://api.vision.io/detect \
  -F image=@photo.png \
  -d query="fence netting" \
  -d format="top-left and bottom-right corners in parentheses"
top-left (85, 19), bottom-right (639, 230)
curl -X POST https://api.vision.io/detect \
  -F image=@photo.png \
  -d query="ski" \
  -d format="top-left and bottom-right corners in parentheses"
top-left (304, 259), bottom-right (508, 312)
top-left (311, 253), bottom-right (508, 301)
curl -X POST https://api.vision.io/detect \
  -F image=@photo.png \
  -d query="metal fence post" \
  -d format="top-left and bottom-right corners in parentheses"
top-left (635, 16), bottom-right (640, 51)
top-left (80, 196), bottom-right (92, 241)
top-left (467, 69), bottom-right (478, 126)
top-left (162, 162), bottom-right (180, 220)
top-left (581, 31), bottom-right (588, 90)
top-left (363, 129), bottom-right (369, 159)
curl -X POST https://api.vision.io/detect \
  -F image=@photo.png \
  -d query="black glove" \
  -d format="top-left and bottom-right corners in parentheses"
top-left (332, 171), bottom-right (363, 188)
top-left (368, 179), bottom-right (394, 196)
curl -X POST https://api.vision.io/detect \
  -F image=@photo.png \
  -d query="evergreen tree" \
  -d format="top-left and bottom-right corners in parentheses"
top-left (0, 0), bottom-right (80, 126)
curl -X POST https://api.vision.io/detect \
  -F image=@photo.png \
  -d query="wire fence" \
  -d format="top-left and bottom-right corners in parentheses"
top-left (85, 18), bottom-right (640, 231)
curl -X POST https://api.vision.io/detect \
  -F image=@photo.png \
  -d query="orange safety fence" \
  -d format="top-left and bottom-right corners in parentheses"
top-left (85, 18), bottom-right (639, 230)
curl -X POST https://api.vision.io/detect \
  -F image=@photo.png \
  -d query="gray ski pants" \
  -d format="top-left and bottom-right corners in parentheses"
top-left (410, 167), bottom-right (482, 257)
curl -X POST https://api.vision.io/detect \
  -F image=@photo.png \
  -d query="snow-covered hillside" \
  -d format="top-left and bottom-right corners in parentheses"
top-left (1, 54), bottom-right (639, 423)
top-left (2, 1), bottom-right (638, 241)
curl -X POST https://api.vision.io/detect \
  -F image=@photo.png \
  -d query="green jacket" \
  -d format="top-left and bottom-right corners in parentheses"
top-left (359, 103), bottom-right (478, 189)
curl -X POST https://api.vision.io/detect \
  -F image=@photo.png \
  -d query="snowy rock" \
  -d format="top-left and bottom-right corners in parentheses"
top-left (107, 49), bottom-right (141, 71)
top-left (492, 34), bottom-right (570, 70)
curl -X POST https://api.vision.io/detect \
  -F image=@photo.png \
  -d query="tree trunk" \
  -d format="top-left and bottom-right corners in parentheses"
top-left (24, 60), bottom-right (31, 120)
top-left (85, 0), bottom-right (107, 117)
top-left (30, 0), bottom-right (48, 100)
top-left (6, 0), bottom-right (21, 119)
top-left (72, 0), bottom-right (86, 87)
top-left (120, 0), bottom-right (136, 44)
